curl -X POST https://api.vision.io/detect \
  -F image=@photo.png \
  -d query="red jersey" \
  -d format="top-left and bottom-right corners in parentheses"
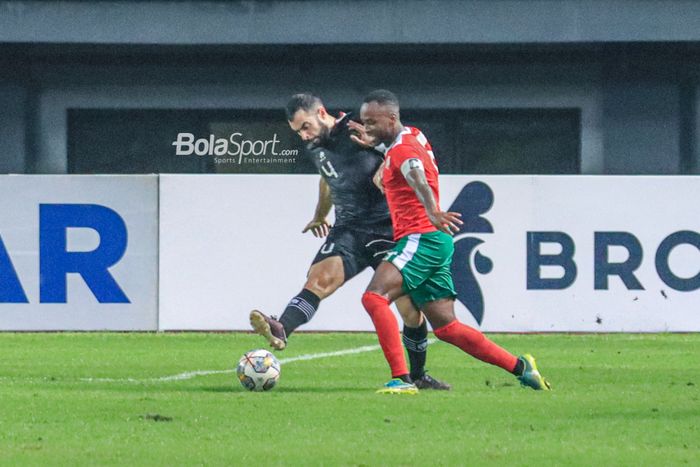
top-left (382, 126), bottom-right (440, 240)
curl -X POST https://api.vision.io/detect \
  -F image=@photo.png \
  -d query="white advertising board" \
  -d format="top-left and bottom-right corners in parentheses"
top-left (159, 175), bottom-right (700, 332)
top-left (0, 175), bottom-right (158, 330)
top-left (158, 174), bottom-right (377, 331)
top-left (440, 176), bottom-right (700, 332)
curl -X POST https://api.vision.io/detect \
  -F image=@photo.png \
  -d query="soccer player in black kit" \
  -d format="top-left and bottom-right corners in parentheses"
top-left (250, 93), bottom-right (449, 391)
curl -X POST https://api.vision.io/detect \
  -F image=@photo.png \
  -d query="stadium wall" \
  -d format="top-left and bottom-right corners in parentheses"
top-left (8, 50), bottom-right (699, 177)
top-left (2, 174), bottom-right (699, 332)
top-left (0, 84), bottom-right (26, 174)
top-left (3, 0), bottom-right (700, 44)
top-left (3, 0), bottom-right (700, 177)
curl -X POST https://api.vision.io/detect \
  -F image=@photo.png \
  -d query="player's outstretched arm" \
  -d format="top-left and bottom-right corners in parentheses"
top-left (347, 120), bottom-right (378, 148)
top-left (302, 177), bottom-right (333, 238)
top-left (402, 158), bottom-right (463, 235)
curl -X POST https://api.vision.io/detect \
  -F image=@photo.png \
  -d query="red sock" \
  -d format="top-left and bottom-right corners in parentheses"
top-left (361, 291), bottom-right (409, 378)
top-left (434, 320), bottom-right (518, 373)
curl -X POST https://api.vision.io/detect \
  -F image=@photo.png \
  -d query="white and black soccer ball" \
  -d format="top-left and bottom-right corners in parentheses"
top-left (237, 349), bottom-right (281, 391)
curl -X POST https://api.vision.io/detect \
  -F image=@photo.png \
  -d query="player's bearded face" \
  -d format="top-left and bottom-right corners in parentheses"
top-left (309, 115), bottom-right (331, 148)
top-left (289, 108), bottom-right (330, 148)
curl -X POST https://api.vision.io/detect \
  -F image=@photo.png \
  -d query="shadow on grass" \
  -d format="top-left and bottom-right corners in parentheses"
top-left (29, 381), bottom-right (372, 395)
top-left (184, 385), bottom-right (372, 394)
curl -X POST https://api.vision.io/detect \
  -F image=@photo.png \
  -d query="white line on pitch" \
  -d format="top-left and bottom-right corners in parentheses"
top-left (80, 339), bottom-right (437, 384)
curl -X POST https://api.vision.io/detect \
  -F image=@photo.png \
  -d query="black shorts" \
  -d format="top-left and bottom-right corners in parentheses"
top-left (311, 225), bottom-right (395, 281)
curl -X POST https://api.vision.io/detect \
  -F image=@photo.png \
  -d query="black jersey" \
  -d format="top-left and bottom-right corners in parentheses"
top-left (306, 114), bottom-right (392, 230)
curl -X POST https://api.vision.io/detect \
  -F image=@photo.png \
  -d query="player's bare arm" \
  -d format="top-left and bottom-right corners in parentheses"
top-left (372, 163), bottom-right (385, 194)
top-left (302, 177), bottom-right (333, 238)
top-left (402, 158), bottom-right (463, 235)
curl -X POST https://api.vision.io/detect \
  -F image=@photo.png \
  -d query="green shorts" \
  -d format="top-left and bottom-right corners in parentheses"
top-left (384, 230), bottom-right (457, 309)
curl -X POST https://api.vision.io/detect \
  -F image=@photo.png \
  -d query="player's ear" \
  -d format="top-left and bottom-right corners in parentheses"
top-left (317, 105), bottom-right (327, 119)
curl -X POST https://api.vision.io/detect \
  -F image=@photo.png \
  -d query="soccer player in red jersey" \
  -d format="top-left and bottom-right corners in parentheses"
top-left (350, 89), bottom-right (551, 392)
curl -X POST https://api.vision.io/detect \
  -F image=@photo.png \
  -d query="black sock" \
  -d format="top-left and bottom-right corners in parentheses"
top-left (512, 358), bottom-right (525, 376)
top-left (278, 289), bottom-right (321, 336)
top-left (403, 319), bottom-right (428, 381)
top-left (397, 374), bottom-right (412, 383)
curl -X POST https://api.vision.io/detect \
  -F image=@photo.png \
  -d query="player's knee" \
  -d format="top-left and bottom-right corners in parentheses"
top-left (305, 272), bottom-right (342, 299)
top-left (400, 311), bottom-right (422, 328)
top-left (422, 299), bottom-right (457, 329)
top-left (362, 291), bottom-right (388, 316)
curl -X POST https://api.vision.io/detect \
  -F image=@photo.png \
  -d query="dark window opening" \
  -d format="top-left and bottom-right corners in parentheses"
top-left (68, 108), bottom-right (580, 175)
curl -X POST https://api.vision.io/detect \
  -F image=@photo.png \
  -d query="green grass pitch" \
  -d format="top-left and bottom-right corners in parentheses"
top-left (1, 332), bottom-right (699, 465)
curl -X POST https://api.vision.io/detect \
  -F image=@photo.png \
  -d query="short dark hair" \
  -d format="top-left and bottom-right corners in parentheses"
top-left (286, 93), bottom-right (322, 121)
top-left (363, 89), bottom-right (400, 109)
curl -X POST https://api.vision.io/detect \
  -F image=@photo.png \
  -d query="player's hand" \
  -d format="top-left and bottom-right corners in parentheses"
top-left (348, 121), bottom-right (377, 148)
top-left (428, 211), bottom-right (463, 235)
top-left (373, 167), bottom-right (385, 194)
top-left (302, 219), bottom-right (331, 238)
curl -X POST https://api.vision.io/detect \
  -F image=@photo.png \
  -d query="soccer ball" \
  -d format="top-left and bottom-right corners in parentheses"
top-left (237, 349), bottom-right (281, 391)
